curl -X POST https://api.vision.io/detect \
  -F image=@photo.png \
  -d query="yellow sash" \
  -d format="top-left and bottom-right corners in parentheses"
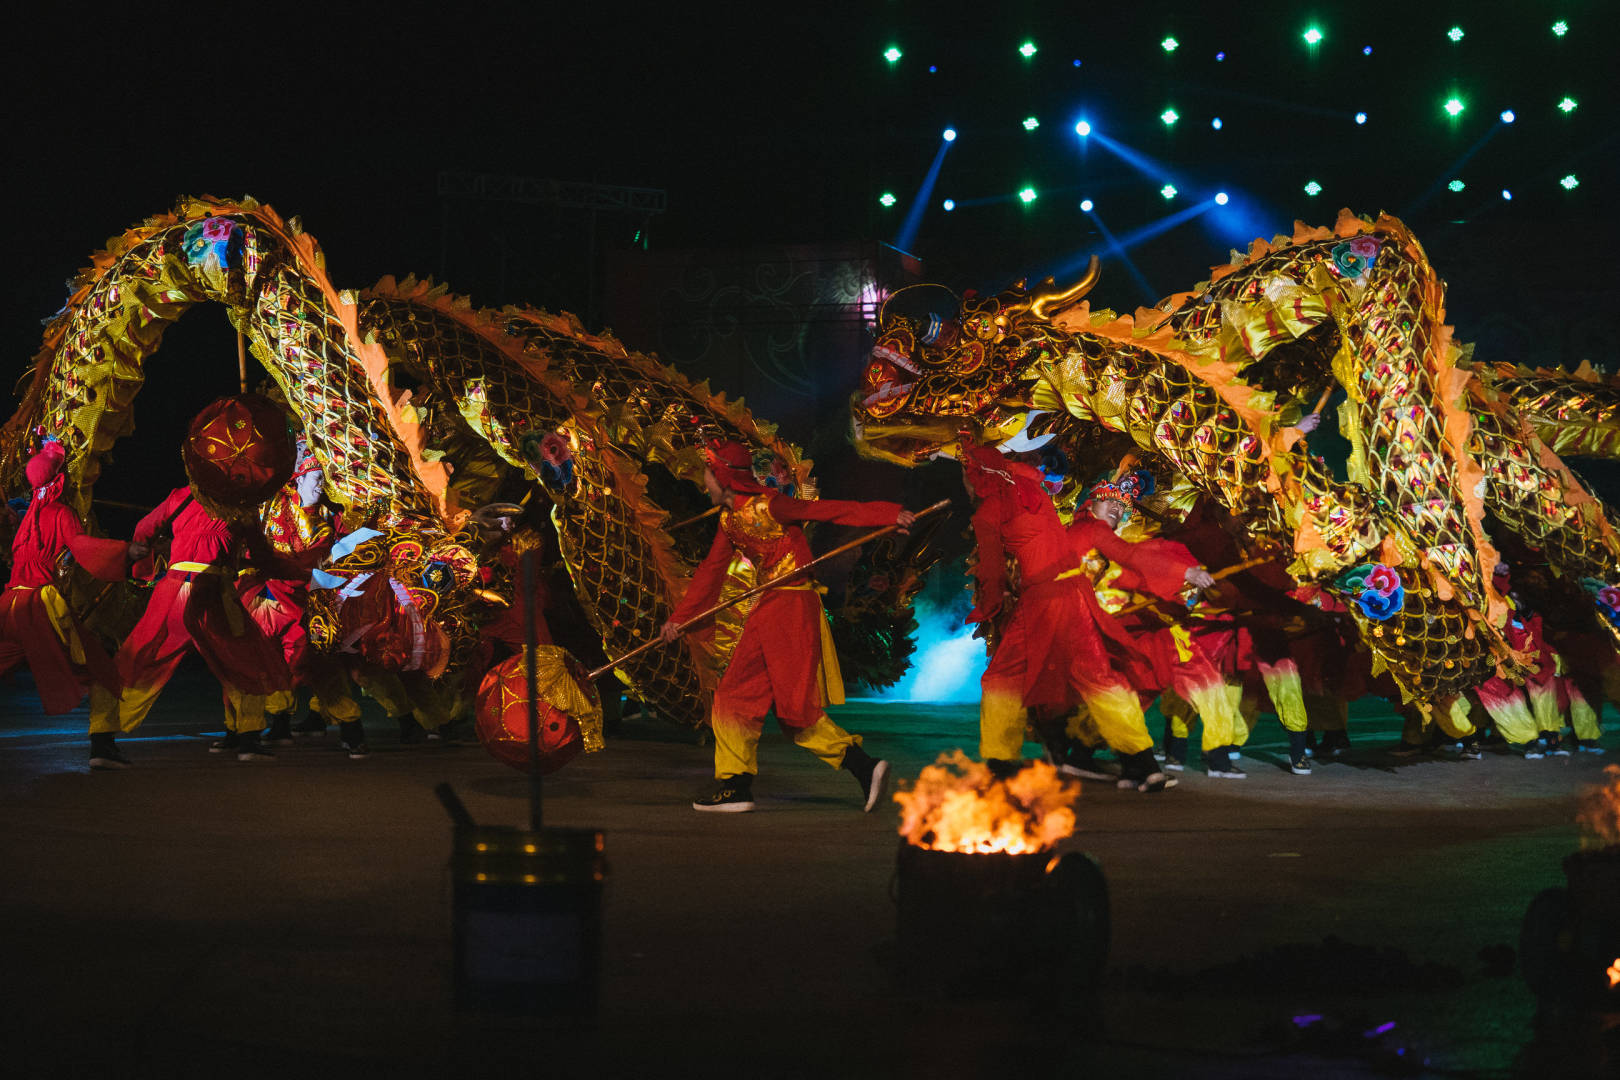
top-left (777, 582), bottom-right (846, 707)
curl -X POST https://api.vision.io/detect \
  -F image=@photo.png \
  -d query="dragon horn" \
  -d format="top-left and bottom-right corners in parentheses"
top-left (1029, 256), bottom-right (1102, 320)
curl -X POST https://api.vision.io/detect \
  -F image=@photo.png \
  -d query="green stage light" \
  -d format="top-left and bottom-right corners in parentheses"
top-left (1019, 41), bottom-right (1037, 58)
top-left (884, 46), bottom-right (902, 64)
top-left (879, 192), bottom-right (897, 207)
top-left (1448, 180), bottom-right (1465, 192)
top-left (1160, 184), bottom-right (1177, 199)
top-left (1019, 187), bottom-right (1038, 204)
top-left (1303, 27), bottom-right (1323, 46)
top-left (1552, 21), bottom-right (1568, 38)
top-left (1558, 96), bottom-right (1578, 113)
top-left (1447, 26), bottom-right (1464, 43)
top-left (1561, 174), bottom-right (1579, 190)
top-left (1304, 180), bottom-right (1323, 196)
top-left (1160, 108), bottom-right (1179, 126)
top-left (1023, 116), bottom-right (1040, 131)
top-left (1161, 37), bottom-right (1179, 53)
top-left (1444, 97), bottom-right (1465, 117)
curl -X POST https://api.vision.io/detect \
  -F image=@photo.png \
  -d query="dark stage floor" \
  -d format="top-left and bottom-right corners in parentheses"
top-left (1, 663), bottom-right (1615, 1078)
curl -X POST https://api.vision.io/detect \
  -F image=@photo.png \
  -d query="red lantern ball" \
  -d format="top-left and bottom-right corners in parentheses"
top-left (475, 648), bottom-right (594, 775)
top-left (183, 394), bottom-right (294, 518)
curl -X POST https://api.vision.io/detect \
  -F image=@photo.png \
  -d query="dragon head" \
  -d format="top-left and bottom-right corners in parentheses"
top-left (851, 257), bottom-right (1101, 465)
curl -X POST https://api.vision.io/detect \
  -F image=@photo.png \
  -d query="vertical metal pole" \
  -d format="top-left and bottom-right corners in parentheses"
top-left (236, 328), bottom-right (248, 394)
top-left (523, 548), bottom-right (542, 830)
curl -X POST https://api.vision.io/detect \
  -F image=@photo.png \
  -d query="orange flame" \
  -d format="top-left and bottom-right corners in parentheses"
top-left (1576, 765), bottom-right (1620, 851)
top-left (893, 751), bottom-right (1080, 854)
top-left (1608, 959), bottom-right (1620, 990)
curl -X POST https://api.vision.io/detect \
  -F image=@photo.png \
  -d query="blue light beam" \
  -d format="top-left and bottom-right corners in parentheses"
top-left (894, 135), bottom-right (955, 252)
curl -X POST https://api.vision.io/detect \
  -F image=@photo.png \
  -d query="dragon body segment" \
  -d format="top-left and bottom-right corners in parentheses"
top-left (853, 211), bottom-right (1620, 703)
top-left (3, 196), bottom-right (850, 733)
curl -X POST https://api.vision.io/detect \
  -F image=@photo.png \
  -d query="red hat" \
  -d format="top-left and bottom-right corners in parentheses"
top-left (703, 438), bottom-right (769, 494)
top-left (183, 394), bottom-right (295, 520)
top-left (25, 439), bottom-right (65, 490)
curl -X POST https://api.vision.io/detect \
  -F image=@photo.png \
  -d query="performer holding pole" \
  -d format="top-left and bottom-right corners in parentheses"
top-left (657, 439), bottom-right (918, 813)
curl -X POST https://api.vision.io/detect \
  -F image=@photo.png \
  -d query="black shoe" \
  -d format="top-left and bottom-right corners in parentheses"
top-left (692, 775), bottom-right (755, 813)
top-left (1544, 735), bottom-right (1572, 757)
top-left (1055, 743), bottom-right (1123, 781)
top-left (1287, 731), bottom-right (1312, 775)
top-left (1206, 746), bottom-right (1247, 779)
top-left (1161, 735), bottom-right (1188, 773)
top-left (292, 714), bottom-right (326, 737)
top-left (236, 731), bottom-right (275, 762)
top-left (1459, 739), bottom-right (1484, 760)
top-left (426, 721), bottom-right (461, 745)
top-left (209, 732), bottom-right (240, 754)
top-left (1577, 739), bottom-right (1606, 755)
top-left (264, 712), bottom-right (295, 746)
top-left (842, 744), bottom-right (890, 812)
top-left (397, 715), bottom-right (426, 745)
top-left (339, 721), bottom-right (369, 760)
top-left (89, 733), bottom-right (132, 770)
top-left (1512, 741), bottom-right (1545, 760)
top-left (1320, 729), bottom-right (1352, 756)
top-left (1117, 749), bottom-right (1177, 792)
top-left (985, 757), bottom-right (1027, 780)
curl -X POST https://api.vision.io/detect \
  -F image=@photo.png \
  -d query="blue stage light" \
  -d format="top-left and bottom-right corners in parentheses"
top-left (1363, 45), bottom-right (1372, 56)
top-left (1215, 192), bottom-right (1229, 205)
top-left (1080, 199), bottom-right (1094, 212)
top-left (1501, 189), bottom-right (1513, 200)
top-left (1355, 112), bottom-right (1368, 125)
top-left (1211, 117), bottom-right (1223, 130)
top-left (1215, 51), bottom-right (1226, 61)
top-left (1500, 110), bottom-right (1515, 123)
top-left (943, 128), bottom-right (957, 142)
top-left (942, 199), bottom-right (955, 211)
top-left (1075, 120), bottom-right (1091, 136)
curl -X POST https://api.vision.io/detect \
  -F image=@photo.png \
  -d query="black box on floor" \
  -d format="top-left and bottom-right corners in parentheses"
top-left (451, 825), bottom-right (605, 1014)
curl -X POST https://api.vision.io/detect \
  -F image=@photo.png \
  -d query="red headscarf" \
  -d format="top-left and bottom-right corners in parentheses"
top-left (704, 439), bottom-right (769, 495)
top-left (26, 440), bottom-right (65, 491)
top-left (959, 440), bottom-right (1047, 513)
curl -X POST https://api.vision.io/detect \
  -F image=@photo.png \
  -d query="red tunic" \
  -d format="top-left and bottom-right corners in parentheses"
top-left (1069, 523), bottom-right (1205, 696)
top-left (671, 492), bottom-right (900, 726)
top-left (969, 462), bottom-right (1157, 708)
top-left (0, 481), bottom-right (128, 713)
top-left (120, 487), bottom-right (290, 695)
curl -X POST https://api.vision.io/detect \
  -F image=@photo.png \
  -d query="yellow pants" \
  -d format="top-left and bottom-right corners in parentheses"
top-left (713, 711), bottom-right (858, 778)
top-left (985, 682), bottom-right (1149, 761)
top-left (1479, 690), bottom-right (1537, 745)
top-left (1567, 683), bottom-right (1603, 742)
top-left (355, 669), bottom-right (453, 729)
top-left (1257, 661), bottom-right (1308, 734)
top-left (222, 688), bottom-right (268, 734)
top-left (1161, 681), bottom-right (1242, 752)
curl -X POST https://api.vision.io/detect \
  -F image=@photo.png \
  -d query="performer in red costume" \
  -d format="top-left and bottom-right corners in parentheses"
top-left (236, 440), bottom-right (363, 748)
top-left (85, 483), bottom-right (294, 762)
top-left (659, 439), bottom-right (914, 813)
top-left (965, 440), bottom-right (1200, 792)
top-left (0, 439), bottom-right (142, 768)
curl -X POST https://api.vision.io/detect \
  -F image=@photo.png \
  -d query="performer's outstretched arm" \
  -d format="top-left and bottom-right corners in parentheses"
top-left (662, 525), bottom-right (737, 636)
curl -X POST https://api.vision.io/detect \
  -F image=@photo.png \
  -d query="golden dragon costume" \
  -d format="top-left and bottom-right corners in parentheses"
top-left (0, 196), bottom-right (932, 739)
top-left (851, 209), bottom-right (1620, 709)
